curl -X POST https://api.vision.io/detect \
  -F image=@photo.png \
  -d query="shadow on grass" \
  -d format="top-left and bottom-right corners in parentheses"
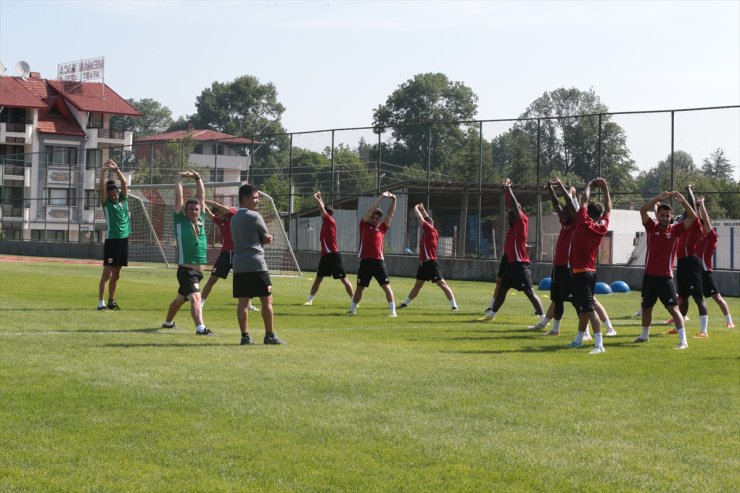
top-left (101, 342), bottom-right (231, 348)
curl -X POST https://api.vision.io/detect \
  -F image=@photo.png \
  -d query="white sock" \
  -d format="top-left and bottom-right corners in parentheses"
top-left (307, 295), bottom-right (315, 302)
top-left (678, 328), bottom-right (687, 344)
top-left (201, 299), bottom-right (206, 308)
top-left (196, 324), bottom-right (206, 332)
top-left (641, 327), bottom-right (650, 339)
top-left (162, 320), bottom-right (175, 328)
top-left (350, 302), bottom-right (358, 313)
top-left (726, 314), bottom-right (734, 324)
top-left (98, 300), bottom-right (105, 308)
top-left (604, 319), bottom-right (613, 330)
top-left (539, 316), bottom-right (551, 327)
top-left (403, 298), bottom-right (412, 305)
top-left (552, 319), bottom-right (561, 331)
top-left (389, 301), bottom-right (396, 315)
top-left (699, 315), bottom-right (709, 334)
top-left (489, 296), bottom-right (496, 310)
top-left (574, 331), bottom-right (585, 344)
top-left (595, 332), bottom-right (603, 348)
top-left (585, 326), bottom-right (592, 337)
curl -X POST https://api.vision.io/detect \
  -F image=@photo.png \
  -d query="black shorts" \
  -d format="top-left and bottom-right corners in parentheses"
top-left (550, 265), bottom-right (575, 306)
top-left (416, 260), bottom-right (443, 282)
top-left (496, 254), bottom-right (509, 279)
top-left (210, 251), bottom-right (233, 279)
top-left (103, 238), bottom-right (129, 267)
top-left (357, 259), bottom-right (390, 288)
top-left (641, 274), bottom-right (679, 309)
top-left (233, 271), bottom-right (272, 299)
top-left (676, 256), bottom-right (703, 298)
top-left (702, 271), bottom-right (720, 297)
top-left (500, 261), bottom-right (533, 292)
top-left (317, 252), bottom-right (347, 279)
top-left (572, 271), bottom-right (596, 313)
top-left (177, 266), bottom-right (203, 298)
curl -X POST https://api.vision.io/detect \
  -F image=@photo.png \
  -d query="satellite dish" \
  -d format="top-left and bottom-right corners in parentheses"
top-left (15, 61), bottom-right (31, 78)
top-left (0, 60), bottom-right (6, 76)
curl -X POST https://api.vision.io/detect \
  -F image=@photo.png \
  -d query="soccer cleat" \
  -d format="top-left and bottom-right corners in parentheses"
top-left (605, 328), bottom-right (618, 337)
top-left (388, 313), bottom-right (398, 318)
top-left (478, 310), bottom-right (495, 321)
top-left (632, 309), bottom-right (643, 317)
top-left (346, 309), bottom-right (356, 316)
top-left (693, 332), bottom-right (708, 338)
top-left (97, 306), bottom-right (108, 311)
top-left (451, 306), bottom-right (459, 311)
top-left (107, 300), bottom-right (120, 310)
top-left (527, 322), bottom-right (547, 330)
top-left (248, 305), bottom-right (260, 311)
top-left (303, 301), bottom-right (313, 306)
top-left (544, 330), bottom-right (560, 336)
top-left (398, 303), bottom-right (408, 309)
top-left (583, 334), bottom-right (593, 342)
top-left (566, 341), bottom-right (584, 348)
top-left (632, 337), bottom-right (649, 343)
top-left (161, 322), bottom-right (176, 328)
top-left (727, 322), bottom-right (735, 328)
top-left (240, 334), bottom-right (255, 345)
top-left (589, 346), bottom-right (606, 355)
top-left (663, 328), bottom-right (678, 335)
top-left (674, 342), bottom-right (689, 350)
top-left (196, 328), bottom-right (214, 336)
top-left (264, 332), bottom-right (286, 345)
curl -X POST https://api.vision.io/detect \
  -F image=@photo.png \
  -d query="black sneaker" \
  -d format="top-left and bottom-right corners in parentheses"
top-left (161, 322), bottom-right (176, 329)
top-left (398, 303), bottom-right (408, 309)
top-left (196, 328), bottom-right (214, 336)
top-left (97, 305), bottom-right (108, 311)
top-left (240, 334), bottom-right (255, 345)
top-left (264, 332), bottom-right (286, 345)
top-left (107, 300), bottom-right (120, 310)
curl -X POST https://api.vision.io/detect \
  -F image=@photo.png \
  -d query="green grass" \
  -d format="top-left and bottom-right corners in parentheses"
top-left (1, 258), bottom-right (738, 492)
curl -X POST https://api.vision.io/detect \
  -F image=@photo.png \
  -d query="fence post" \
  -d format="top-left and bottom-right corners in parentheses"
top-left (330, 130), bottom-right (335, 205)
top-left (478, 121), bottom-right (483, 260)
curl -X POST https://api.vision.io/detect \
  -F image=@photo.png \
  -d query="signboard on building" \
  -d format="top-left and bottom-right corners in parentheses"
top-left (57, 57), bottom-right (105, 84)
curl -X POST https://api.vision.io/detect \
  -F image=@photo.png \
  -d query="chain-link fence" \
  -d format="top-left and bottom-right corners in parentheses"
top-left (1, 106), bottom-right (738, 269)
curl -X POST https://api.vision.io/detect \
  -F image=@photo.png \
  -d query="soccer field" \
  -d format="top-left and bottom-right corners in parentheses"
top-left (1, 257), bottom-right (738, 492)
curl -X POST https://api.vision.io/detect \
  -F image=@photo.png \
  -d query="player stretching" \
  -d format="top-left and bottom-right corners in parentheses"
top-left (304, 191), bottom-right (354, 305)
top-left (634, 191), bottom-right (697, 350)
top-left (398, 203), bottom-right (458, 311)
top-left (97, 160), bottom-right (130, 310)
top-left (564, 177), bottom-right (611, 354)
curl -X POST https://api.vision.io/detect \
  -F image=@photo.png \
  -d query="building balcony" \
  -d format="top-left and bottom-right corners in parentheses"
top-left (188, 153), bottom-right (250, 170)
top-left (85, 128), bottom-right (134, 150)
top-left (0, 122), bottom-right (33, 143)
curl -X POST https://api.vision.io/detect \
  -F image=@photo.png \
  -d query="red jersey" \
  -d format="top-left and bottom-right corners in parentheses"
top-left (696, 228), bottom-right (718, 272)
top-left (320, 214), bottom-right (338, 255)
top-left (419, 220), bottom-right (438, 262)
top-left (569, 206), bottom-right (609, 272)
top-left (358, 220), bottom-right (388, 260)
top-left (504, 209), bottom-right (529, 264)
top-left (213, 207), bottom-right (237, 251)
top-left (643, 219), bottom-right (687, 277)
top-left (675, 220), bottom-right (703, 259)
top-left (553, 218), bottom-right (576, 267)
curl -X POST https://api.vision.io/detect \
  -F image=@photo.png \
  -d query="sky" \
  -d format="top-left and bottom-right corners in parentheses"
top-left (1, 0), bottom-right (738, 175)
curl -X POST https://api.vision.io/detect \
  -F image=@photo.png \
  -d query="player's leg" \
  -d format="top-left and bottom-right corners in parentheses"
top-left (400, 280), bottom-right (425, 308)
top-left (98, 265), bottom-right (113, 309)
top-left (340, 276), bottom-right (354, 299)
top-left (163, 294), bottom-right (186, 328)
top-left (305, 276), bottom-right (324, 305)
top-left (200, 274), bottom-right (219, 303)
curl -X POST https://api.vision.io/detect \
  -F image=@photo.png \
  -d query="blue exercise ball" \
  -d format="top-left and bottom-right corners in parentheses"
top-left (538, 277), bottom-right (552, 290)
top-left (610, 280), bottom-right (631, 293)
top-left (595, 282), bottom-right (613, 295)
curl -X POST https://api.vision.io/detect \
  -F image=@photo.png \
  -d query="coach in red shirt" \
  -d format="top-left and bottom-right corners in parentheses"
top-left (565, 177), bottom-right (611, 354)
top-left (634, 190), bottom-right (697, 350)
top-left (304, 191), bottom-right (354, 305)
top-left (347, 191), bottom-right (398, 317)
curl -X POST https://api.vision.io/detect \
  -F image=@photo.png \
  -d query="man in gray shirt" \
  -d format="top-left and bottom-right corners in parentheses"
top-left (231, 183), bottom-right (286, 345)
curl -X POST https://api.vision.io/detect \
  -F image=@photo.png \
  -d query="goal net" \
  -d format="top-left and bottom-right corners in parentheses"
top-left (127, 181), bottom-right (301, 277)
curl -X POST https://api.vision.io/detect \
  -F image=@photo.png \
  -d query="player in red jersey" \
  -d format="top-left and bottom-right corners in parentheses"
top-left (398, 203), bottom-right (458, 311)
top-left (347, 191), bottom-right (398, 317)
top-left (304, 191), bottom-right (354, 305)
top-left (200, 200), bottom-right (258, 312)
top-left (564, 177), bottom-right (611, 354)
top-left (480, 178), bottom-right (545, 323)
top-left (634, 191), bottom-right (697, 349)
top-left (535, 179), bottom-right (616, 339)
top-left (695, 196), bottom-right (734, 329)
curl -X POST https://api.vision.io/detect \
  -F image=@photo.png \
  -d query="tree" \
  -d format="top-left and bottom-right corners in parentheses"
top-left (515, 88), bottom-right (636, 190)
top-left (372, 73), bottom-right (478, 170)
top-left (702, 148), bottom-right (735, 181)
top-left (111, 98), bottom-right (173, 136)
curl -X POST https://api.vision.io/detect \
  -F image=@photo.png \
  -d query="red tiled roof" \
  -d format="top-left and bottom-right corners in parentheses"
top-left (47, 79), bottom-right (141, 116)
top-left (37, 114), bottom-right (85, 136)
top-left (135, 129), bottom-right (260, 145)
top-left (0, 77), bottom-right (47, 108)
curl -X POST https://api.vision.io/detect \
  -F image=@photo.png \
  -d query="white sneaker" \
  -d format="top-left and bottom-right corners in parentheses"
top-left (303, 301), bottom-right (313, 306)
top-left (388, 313), bottom-right (398, 318)
top-left (605, 328), bottom-right (618, 337)
top-left (589, 346), bottom-right (606, 354)
top-left (583, 334), bottom-right (593, 342)
top-left (478, 310), bottom-right (495, 321)
top-left (544, 330), bottom-right (560, 336)
top-left (674, 342), bottom-right (689, 350)
top-left (527, 322), bottom-right (547, 330)
top-left (248, 305), bottom-right (260, 311)
top-left (346, 309), bottom-right (356, 316)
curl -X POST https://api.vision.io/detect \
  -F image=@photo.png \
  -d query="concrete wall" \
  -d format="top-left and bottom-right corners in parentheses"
top-left (3, 240), bottom-right (737, 296)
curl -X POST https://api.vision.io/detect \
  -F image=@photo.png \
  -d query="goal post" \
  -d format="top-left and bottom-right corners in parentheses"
top-left (126, 181), bottom-right (301, 277)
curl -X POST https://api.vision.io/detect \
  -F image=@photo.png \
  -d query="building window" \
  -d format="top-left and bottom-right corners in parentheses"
top-left (87, 112), bottom-right (104, 129)
top-left (47, 188), bottom-right (76, 206)
top-left (84, 189), bottom-right (99, 209)
top-left (86, 149), bottom-right (103, 170)
top-left (46, 146), bottom-right (78, 167)
top-left (31, 230), bottom-right (67, 241)
top-left (210, 168), bottom-right (224, 183)
top-left (194, 144), bottom-right (203, 154)
top-left (211, 143), bottom-right (227, 155)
